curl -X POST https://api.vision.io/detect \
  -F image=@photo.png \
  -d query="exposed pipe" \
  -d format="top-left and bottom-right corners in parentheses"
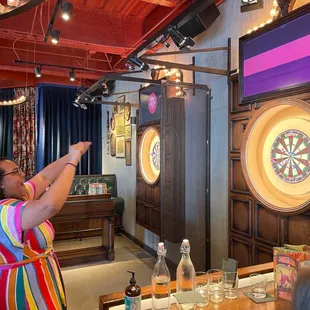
top-left (30, 6), bottom-right (38, 34)
top-left (40, 3), bottom-right (45, 36)
top-left (0, 45), bottom-right (111, 64)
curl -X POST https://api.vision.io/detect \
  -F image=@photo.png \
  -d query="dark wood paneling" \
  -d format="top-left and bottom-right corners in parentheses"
top-left (153, 184), bottom-right (160, 205)
top-left (230, 198), bottom-right (252, 238)
top-left (287, 213), bottom-right (310, 244)
top-left (230, 158), bottom-right (250, 194)
top-left (230, 117), bottom-right (250, 153)
top-left (229, 73), bottom-right (251, 113)
top-left (228, 72), bottom-right (310, 268)
top-left (253, 245), bottom-right (273, 265)
top-left (145, 184), bottom-right (153, 202)
top-left (136, 178), bottom-right (145, 200)
top-left (161, 96), bottom-right (185, 243)
top-left (231, 236), bottom-right (252, 268)
top-left (255, 202), bottom-right (280, 246)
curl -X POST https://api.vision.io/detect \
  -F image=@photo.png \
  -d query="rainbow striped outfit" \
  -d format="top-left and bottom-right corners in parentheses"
top-left (0, 181), bottom-right (66, 309)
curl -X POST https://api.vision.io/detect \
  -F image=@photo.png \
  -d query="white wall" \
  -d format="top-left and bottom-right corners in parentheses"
top-left (102, 0), bottom-right (281, 268)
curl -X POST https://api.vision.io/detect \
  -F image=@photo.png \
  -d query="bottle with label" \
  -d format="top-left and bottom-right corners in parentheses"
top-left (152, 242), bottom-right (171, 310)
top-left (125, 270), bottom-right (141, 310)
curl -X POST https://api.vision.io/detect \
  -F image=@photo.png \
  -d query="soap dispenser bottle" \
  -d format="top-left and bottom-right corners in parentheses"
top-left (125, 270), bottom-right (141, 310)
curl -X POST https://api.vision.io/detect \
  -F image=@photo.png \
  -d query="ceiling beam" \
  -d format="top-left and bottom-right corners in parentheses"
top-left (140, 0), bottom-right (178, 7)
top-left (141, 57), bottom-right (229, 76)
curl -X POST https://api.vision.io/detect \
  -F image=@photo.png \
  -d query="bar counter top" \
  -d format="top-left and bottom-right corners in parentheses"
top-left (99, 262), bottom-right (291, 310)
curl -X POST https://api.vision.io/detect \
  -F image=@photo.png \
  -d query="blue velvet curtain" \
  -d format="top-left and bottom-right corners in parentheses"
top-left (36, 84), bottom-right (102, 175)
top-left (0, 89), bottom-right (14, 158)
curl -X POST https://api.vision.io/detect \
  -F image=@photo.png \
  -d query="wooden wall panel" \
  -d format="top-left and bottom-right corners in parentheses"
top-left (255, 203), bottom-right (280, 246)
top-left (230, 117), bottom-right (250, 153)
top-left (228, 72), bottom-right (310, 267)
top-left (230, 198), bottom-right (252, 238)
top-left (230, 158), bottom-right (249, 194)
top-left (287, 213), bottom-right (310, 244)
top-left (231, 237), bottom-right (252, 267)
top-left (254, 245), bottom-right (273, 265)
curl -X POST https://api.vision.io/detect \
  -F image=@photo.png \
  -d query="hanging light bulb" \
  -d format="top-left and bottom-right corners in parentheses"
top-left (51, 29), bottom-right (61, 44)
top-left (270, 8), bottom-right (277, 17)
top-left (69, 69), bottom-right (75, 81)
top-left (34, 67), bottom-right (41, 78)
top-left (61, 1), bottom-right (73, 21)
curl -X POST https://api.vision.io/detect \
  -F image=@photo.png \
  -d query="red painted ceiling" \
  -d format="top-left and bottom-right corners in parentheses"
top-left (0, 0), bottom-right (223, 88)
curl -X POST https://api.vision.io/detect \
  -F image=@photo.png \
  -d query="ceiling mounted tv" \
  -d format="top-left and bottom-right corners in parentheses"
top-left (139, 84), bottom-right (161, 127)
top-left (239, 4), bottom-right (310, 105)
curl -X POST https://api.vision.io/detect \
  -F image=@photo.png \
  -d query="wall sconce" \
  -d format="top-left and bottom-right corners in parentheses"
top-left (241, 0), bottom-right (263, 12)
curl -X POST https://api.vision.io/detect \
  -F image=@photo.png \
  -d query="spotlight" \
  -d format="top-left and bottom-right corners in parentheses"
top-left (167, 25), bottom-right (195, 51)
top-left (51, 29), bottom-right (61, 44)
top-left (127, 55), bottom-right (149, 71)
top-left (72, 101), bottom-right (80, 108)
top-left (241, 0), bottom-right (263, 12)
top-left (69, 69), bottom-right (75, 81)
top-left (80, 103), bottom-right (87, 110)
top-left (34, 67), bottom-right (41, 78)
top-left (61, 1), bottom-right (73, 21)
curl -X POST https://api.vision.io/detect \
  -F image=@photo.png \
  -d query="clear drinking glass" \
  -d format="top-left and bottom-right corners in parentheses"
top-left (195, 272), bottom-right (208, 307)
top-left (250, 273), bottom-right (267, 299)
top-left (207, 269), bottom-right (224, 303)
top-left (223, 271), bottom-right (238, 299)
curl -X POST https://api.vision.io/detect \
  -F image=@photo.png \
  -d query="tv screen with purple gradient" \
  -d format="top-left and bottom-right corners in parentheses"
top-left (239, 7), bottom-right (310, 104)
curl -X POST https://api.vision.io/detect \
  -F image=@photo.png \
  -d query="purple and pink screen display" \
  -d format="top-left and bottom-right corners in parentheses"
top-left (242, 12), bottom-right (310, 98)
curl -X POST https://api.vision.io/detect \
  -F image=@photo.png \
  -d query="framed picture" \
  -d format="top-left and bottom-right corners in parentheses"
top-left (125, 141), bottom-right (131, 166)
top-left (115, 113), bottom-right (125, 136)
top-left (113, 105), bottom-right (118, 114)
top-left (116, 136), bottom-right (125, 158)
top-left (117, 95), bottom-right (125, 113)
top-left (106, 142), bottom-right (110, 154)
top-left (110, 133), bottom-right (116, 157)
top-left (125, 105), bottom-right (131, 125)
top-left (110, 116), bottom-right (115, 131)
top-left (125, 125), bottom-right (131, 141)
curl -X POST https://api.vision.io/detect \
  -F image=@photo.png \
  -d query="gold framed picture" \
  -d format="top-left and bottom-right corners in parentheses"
top-left (115, 113), bottom-right (125, 136)
top-left (125, 105), bottom-right (131, 125)
top-left (116, 136), bottom-right (125, 158)
top-left (125, 125), bottom-right (131, 141)
top-left (117, 95), bottom-right (125, 113)
top-left (125, 141), bottom-right (131, 166)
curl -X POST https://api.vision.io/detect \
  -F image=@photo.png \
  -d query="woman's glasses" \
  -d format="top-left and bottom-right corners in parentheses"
top-left (2, 167), bottom-right (22, 176)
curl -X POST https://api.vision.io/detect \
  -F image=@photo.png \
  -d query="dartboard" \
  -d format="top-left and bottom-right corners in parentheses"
top-left (150, 141), bottom-right (160, 170)
top-left (271, 130), bottom-right (310, 184)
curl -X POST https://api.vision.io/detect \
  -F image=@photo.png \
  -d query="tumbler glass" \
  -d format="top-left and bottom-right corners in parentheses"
top-left (207, 269), bottom-right (224, 303)
top-left (250, 273), bottom-right (267, 299)
top-left (195, 272), bottom-right (208, 307)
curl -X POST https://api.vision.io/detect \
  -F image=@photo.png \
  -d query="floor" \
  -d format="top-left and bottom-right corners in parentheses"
top-left (54, 235), bottom-right (156, 310)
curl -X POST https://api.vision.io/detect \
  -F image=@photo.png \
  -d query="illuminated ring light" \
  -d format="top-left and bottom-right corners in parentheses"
top-left (241, 99), bottom-right (310, 214)
top-left (139, 127), bottom-right (160, 185)
top-left (0, 0), bottom-right (45, 21)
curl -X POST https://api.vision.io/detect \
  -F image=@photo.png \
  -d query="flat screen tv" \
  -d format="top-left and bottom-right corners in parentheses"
top-left (139, 84), bottom-right (161, 126)
top-left (239, 4), bottom-right (310, 105)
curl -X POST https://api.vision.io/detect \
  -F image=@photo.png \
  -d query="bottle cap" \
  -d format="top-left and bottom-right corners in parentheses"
top-left (157, 242), bottom-right (166, 255)
top-left (181, 239), bottom-right (190, 253)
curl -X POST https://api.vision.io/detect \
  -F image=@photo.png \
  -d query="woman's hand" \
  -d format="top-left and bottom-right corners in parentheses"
top-left (69, 141), bottom-right (92, 163)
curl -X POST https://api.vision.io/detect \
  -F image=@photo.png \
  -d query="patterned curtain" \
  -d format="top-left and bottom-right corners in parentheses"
top-left (13, 87), bottom-right (36, 178)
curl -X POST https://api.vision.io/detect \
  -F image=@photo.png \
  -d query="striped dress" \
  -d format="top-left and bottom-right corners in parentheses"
top-left (0, 181), bottom-right (66, 309)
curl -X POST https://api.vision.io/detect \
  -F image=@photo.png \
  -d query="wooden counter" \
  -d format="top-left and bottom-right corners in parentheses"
top-left (98, 262), bottom-right (290, 310)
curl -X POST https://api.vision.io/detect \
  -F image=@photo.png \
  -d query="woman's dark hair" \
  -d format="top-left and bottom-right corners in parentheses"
top-left (0, 157), bottom-right (8, 199)
top-left (292, 268), bottom-right (310, 310)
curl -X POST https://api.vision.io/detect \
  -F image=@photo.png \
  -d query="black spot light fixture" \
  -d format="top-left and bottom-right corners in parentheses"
top-left (241, 0), bottom-right (264, 12)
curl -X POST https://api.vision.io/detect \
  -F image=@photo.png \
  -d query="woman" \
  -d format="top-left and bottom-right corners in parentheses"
top-left (292, 268), bottom-right (310, 310)
top-left (0, 141), bottom-right (92, 309)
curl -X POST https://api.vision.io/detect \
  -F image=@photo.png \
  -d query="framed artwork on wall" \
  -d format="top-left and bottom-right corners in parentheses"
top-left (115, 113), bottom-right (125, 136)
top-left (125, 141), bottom-right (131, 166)
top-left (125, 105), bottom-right (131, 125)
top-left (116, 136), bottom-right (125, 158)
top-left (106, 142), bottom-right (110, 154)
top-left (110, 133), bottom-right (116, 157)
top-left (125, 125), bottom-right (131, 141)
top-left (113, 104), bottom-right (118, 114)
top-left (117, 95), bottom-right (125, 113)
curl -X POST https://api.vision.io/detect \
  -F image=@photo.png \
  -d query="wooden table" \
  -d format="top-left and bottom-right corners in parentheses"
top-left (51, 194), bottom-right (115, 267)
top-left (99, 262), bottom-right (291, 310)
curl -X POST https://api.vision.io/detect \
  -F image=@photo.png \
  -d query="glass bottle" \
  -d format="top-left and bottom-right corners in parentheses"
top-left (176, 239), bottom-right (196, 292)
top-left (125, 270), bottom-right (141, 310)
top-left (152, 242), bottom-right (171, 310)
